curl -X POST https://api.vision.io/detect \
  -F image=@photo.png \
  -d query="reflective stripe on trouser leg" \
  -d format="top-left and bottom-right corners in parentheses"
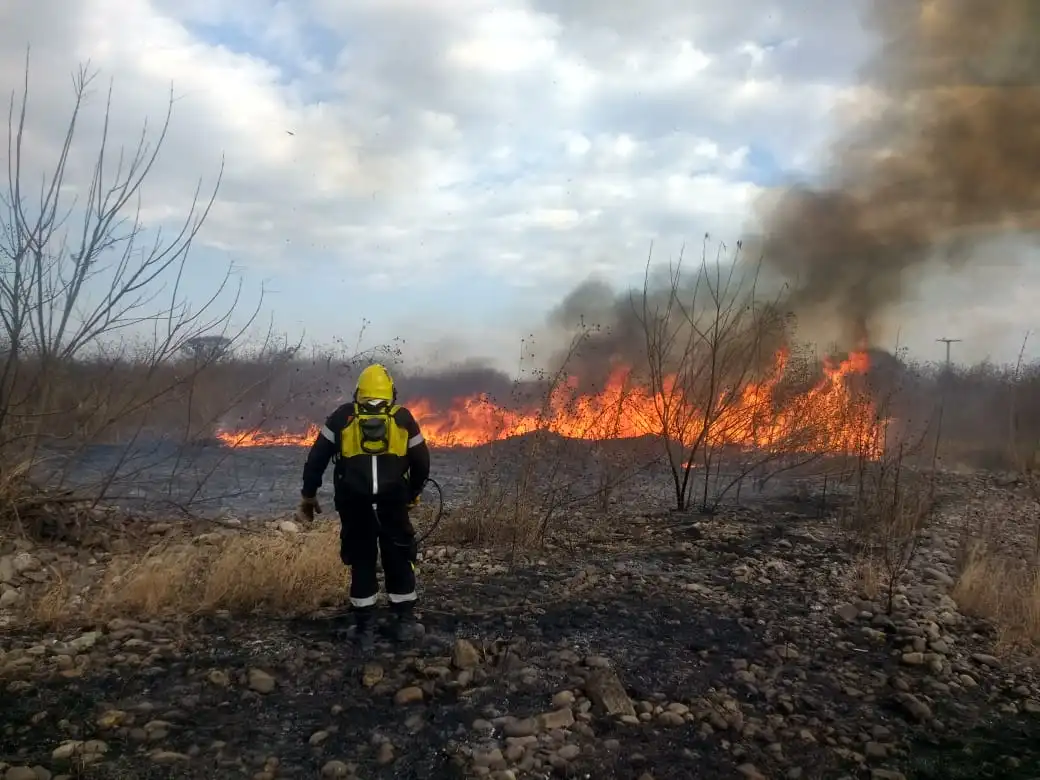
top-left (344, 504), bottom-right (380, 608)
top-left (376, 501), bottom-right (416, 604)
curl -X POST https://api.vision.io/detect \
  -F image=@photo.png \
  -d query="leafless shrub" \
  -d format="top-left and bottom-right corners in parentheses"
top-left (0, 56), bottom-right (411, 545)
top-left (630, 239), bottom-right (882, 512)
top-left (0, 54), bottom-right (280, 538)
top-left (1006, 331), bottom-right (1040, 565)
top-left (434, 328), bottom-right (652, 552)
top-left (841, 367), bottom-right (940, 615)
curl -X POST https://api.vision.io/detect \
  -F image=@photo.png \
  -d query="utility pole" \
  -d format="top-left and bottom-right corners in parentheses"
top-left (936, 337), bottom-right (961, 369)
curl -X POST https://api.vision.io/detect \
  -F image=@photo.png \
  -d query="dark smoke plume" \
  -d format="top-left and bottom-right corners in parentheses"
top-left (400, 362), bottom-right (522, 407)
top-left (758, 0), bottom-right (1040, 346)
top-left (546, 278), bottom-right (649, 384)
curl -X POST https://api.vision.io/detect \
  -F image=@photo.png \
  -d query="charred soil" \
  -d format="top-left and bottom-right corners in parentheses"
top-left (2, 481), bottom-right (1040, 779)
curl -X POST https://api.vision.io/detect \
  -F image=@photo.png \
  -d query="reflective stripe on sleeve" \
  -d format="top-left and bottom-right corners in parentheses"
top-left (320, 424), bottom-right (335, 442)
top-left (407, 433), bottom-right (424, 448)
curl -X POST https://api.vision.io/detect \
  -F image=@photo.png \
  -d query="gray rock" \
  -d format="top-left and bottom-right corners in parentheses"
top-left (0, 589), bottom-right (21, 609)
top-left (394, 687), bottom-right (423, 705)
top-left (320, 760), bottom-right (351, 778)
top-left (538, 708), bottom-right (575, 730)
top-left (895, 693), bottom-right (932, 722)
top-left (452, 639), bottom-right (481, 670)
top-left (836, 603), bottom-right (860, 622)
top-left (971, 653), bottom-right (1001, 669)
top-left (247, 669), bottom-right (276, 694)
top-left (585, 669), bottom-right (636, 717)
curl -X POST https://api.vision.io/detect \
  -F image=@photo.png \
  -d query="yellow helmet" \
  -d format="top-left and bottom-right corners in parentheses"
top-left (355, 363), bottom-right (396, 407)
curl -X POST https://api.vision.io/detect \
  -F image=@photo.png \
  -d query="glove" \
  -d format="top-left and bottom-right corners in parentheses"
top-left (408, 490), bottom-right (422, 508)
top-left (297, 496), bottom-right (322, 522)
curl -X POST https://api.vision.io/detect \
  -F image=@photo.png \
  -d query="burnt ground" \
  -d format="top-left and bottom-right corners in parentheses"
top-left (3, 490), bottom-right (1040, 780)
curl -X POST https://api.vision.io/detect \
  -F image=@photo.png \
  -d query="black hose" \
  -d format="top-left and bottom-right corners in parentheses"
top-left (415, 476), bottom-right (444, 544)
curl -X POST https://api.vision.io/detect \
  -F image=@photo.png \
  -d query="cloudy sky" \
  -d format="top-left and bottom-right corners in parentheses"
top-left (1, 0), bottom-right (1034, 372)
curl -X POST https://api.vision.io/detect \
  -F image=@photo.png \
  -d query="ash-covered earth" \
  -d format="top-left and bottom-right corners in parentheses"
top-left (2, 443), bottom-right (1040, 780)
top-left (43, 434), bottom-right (846, 519)
top-left (47, 437), bottom-right (644, 517)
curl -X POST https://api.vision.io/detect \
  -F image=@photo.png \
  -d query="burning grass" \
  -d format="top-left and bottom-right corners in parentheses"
top-left (214, 347), bottom-right (883, 456)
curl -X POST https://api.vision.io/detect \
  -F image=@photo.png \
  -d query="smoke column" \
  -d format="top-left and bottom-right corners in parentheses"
top-left (757, 0), bottom-right (1040, 347)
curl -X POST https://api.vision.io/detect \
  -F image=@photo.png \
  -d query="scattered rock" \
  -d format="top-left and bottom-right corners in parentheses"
top-left (551, 690), bottom-right (576, 709)
top-left (2, 480), bottom-right (1037, 780)
top-left (971, 653), bottom-right (1001, 669)
top-left (585, 668), bottom-right (636, 717)
top-left (149, 750), bottom-right (190, 764)
top-left (0, 589), bottom-right (21, 609)
top-left (835, 603), bottom-right (860, 622)
top-left (737, 763), bottom-right (767, 779)
top-left (321, 760), bottom-right (351, 778)
top-left (361, 663), bottom-right (384, 688)
top-left (248, 668), bottom-right (276, 694)
top-left (375, 741), bottom-right (395, 765)
top-left (538, 707), bottom-right (575, 730)
top-left (52, 739), bottom-right (108, 763)
top-left (451, 638), bottom-right (481, 670)
top-left (394, 686), bottom-right (423, 706)
top-left (895, 693), bottom-right (932, 722)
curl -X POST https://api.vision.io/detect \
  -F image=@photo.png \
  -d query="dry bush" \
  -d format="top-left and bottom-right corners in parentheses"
top-left (629, 240), bottom-right (884, 512)
top-left (23, 522), bottom-right (347, 624)
top-left (0, 57), bottom-right (403, 543)
top-left (0, 57), bottom-right (258, 532)
top-left (854, 556), bottom-right (882, 601)
top-left (441, 436), bottom-right (616, 551)
top-left (842, 420), bottom-right (938, 614)
top-left (433, 485), bottom-right (545, 550)
top-left (429, 327), bottom-right (651, 553)
top-left (900, 340), bottom-right (1040, 473)
top-left (632, 241), bottom-right (786, 511)
top-left (953, 542), bottom-right (1040, 650)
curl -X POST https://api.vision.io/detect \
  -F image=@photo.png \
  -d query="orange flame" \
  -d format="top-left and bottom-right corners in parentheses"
top-left (214, 350), bottom-right (883, 456)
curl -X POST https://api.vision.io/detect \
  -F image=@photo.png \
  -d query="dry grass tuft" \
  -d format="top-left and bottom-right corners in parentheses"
top-left (431, 498), bottom-right (546, 550)
top-left (952, 542), bottom-right (1040, 650)
top-left (854, 557), bottom-right (882, 601)
top-left (25, 521), bottom-right (347, 624)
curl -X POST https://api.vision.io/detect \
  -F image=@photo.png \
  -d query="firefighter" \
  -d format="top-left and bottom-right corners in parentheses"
top-left (297, 363), bottom-right (431, 649)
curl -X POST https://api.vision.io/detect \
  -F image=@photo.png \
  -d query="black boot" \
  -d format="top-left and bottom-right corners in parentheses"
top-left (391, 600), bottom-right (419, 643)
top-left (351, 606), bottom-right (376, 652)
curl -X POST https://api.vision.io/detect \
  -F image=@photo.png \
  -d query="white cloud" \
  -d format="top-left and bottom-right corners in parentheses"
top-left (2, 0), bottom-right (1032, 370)
top-left (447, 8), bottom-right (560, 72)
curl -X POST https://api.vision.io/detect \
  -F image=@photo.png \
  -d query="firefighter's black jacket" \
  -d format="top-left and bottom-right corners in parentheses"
top-left (301, 402), bottom-right (431, 507)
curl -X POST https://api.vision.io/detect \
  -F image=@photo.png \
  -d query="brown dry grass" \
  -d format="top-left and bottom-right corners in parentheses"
top-left (24, 521), bottom-right (348, 625)
top-left (854, 556), bottom-right (882, 601)
top-left (432, 497), bottom-right (546, 550)
top-left (15, 492), bottom-right (546, 627)
top-left (952, 541), bottom-right (1040, 650)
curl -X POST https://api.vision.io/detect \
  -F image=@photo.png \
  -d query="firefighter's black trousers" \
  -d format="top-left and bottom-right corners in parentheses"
top-left (338, 500), bottom-right (417, 609)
